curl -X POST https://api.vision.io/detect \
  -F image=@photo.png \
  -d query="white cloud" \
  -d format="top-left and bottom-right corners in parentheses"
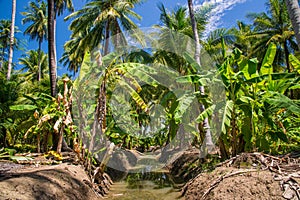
top-left (195, 0), bottom-right (247, 35)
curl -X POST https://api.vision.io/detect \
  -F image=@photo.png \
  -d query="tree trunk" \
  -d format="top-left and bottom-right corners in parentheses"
top-left (187, 0), bottom-right (214, 152)
top-left (38, 39), bottom-right (42, 82)
top-left (284, 40), bottom-right (291, 72)
top-left (7, 0), bottom-right (16, 80)
top-left (48, 0), bottom-right (57, 97)
top-left (53, 15), bottom-right (57, 75)
top-left (286, 0), bottom-right (300, 49)
top-left (0, 46), bottom-right (6, 69)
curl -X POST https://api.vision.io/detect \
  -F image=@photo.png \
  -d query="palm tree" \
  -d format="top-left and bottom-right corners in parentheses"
top-left (66, 0), bottom-right (143, 177)
top-left (53, 0), bottom-right (74, 73)
top-left (19, 50), bottom-right (48, 82)
top-left (285, 0), bottom-right (300, 49)
top-left (0, 20), bottom-right (12, 69)
top-left (154, 4), bottom-right (193, 75)
top-left (154, 3), bottom-right (211, 73)
top-left (188, 0), bottom-right (214, 152)
top-left (60, 30), bottom-right (88, 73)
top-left (66, 0), bottom-right (142, 57)
top-left (247, 0), bottom-right (298, 72)
top-left (204, 28), bottom-right (236, 65)
top-left (47, 0), bottom-right (74, 154)
top-left (66, 0), bottom-right (143, 131)
top-left (22, 0), bottom-right (47, 82)
top-left (48, 0), bottom-right (73, 97)
top-left (7, 0), bottom-right (16, 80)
top-left (48, 0), bottom-right (56, 97)
top-left (0, 20), bottom-right (20, 71)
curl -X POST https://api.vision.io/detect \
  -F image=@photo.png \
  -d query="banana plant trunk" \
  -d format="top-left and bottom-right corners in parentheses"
top-left (187, 0), bottom-right (214, 153)
top-left (286, 0), bottom-right (300, 49)
top-left (7, 0), bottom-right (16, 80)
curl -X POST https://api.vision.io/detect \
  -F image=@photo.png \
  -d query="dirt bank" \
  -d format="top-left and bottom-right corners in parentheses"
top-left (182, 152), bottom-right (300, 200)
top-left (0, 161), bottom-right (100, 200)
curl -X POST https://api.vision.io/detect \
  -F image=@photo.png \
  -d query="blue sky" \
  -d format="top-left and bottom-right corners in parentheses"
top-left (0, 0), bottom-right (267, 76)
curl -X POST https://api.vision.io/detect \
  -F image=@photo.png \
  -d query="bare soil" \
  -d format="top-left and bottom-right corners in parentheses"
top-left (0, 151), bottom-right (299, 200)
top-left (181, 152), bottom-right (300, 200)
top-left (183, 167), bottom-right (283, 200)
top-left (0, 161), bottom-right (99, 200)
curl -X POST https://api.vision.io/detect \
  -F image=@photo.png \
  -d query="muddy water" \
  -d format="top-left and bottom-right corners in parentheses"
top-left (105, 169), bottom-right (184, 200)
top-left (105, 153), bottom-right (184, 199)
top-left (105, 180), bottom-right (183, 200)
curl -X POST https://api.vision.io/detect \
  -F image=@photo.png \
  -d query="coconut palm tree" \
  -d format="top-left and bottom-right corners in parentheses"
top-left (66, 0), bottom-right (142, 57)
top-left (0, 20), bottom-right (12, 69)
top-left (19, 50), bottom-right (48, 82)
top-left (154, 4), bottom-right (193, 75)
top-left (48, 0), bottom-right (56, 96)
top-left (53, 0), bottom-right (74, 72)
top-left (285, 0), bottom-right (300, 49)
top-left (247, 0), bottom-right (298, 72)
top-left (188, 0), bottom-right (214, 152)
top-left (65, 0), bottom-right (143, 133)
top-left (60, 30), bottom-right (88, 73)
top-left (7, 0), bottom-right (16, 80)
top-left (22, 0), bottom-right (47, 82)
top-left (48, 0), bottom-right (73, 97)
top-left (47, 0), bottom-right (73, 154)
top-left (204, 28), bottom-right (237, 65)
top-left (154, 3), bottom-right (211, 73)
top-left (0, 20), bottom-right (20, 71)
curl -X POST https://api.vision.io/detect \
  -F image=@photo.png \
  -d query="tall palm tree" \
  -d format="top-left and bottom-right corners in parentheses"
top-left (22, 0), bottom-right (47, 82)
top-left (48, 0), bottom-right (73, 97)
top-left (154, 3), bottom-right (211, 73)
top-left (47, 0), bottom-right (73, 154)
top-left (7, 0), bottom-right (16, 80)
top-left (48, 0), bottom-right (56, 97)
top-left (154, 4), bottom-right (193, 75)
top-left (0, 20), bottom-right (20, 71)
top-left (247, 0), bottom-right (297, 72)
top-left (66, 0), bottom-right (142, 57)
top-left (285, 0), bottom-right (300, 49)
top-left (66, 0), bottom-right (143, 176)
top-left (53, 0), bottom-right (74, 73)
top-left (0, 20), bottom-right (12, 69)
top-left (188, 0), bottom-right (214, 152)
top-left (66, 0), bottom-right (143, 132)
top-left (19, 50), bottom-right (48, 82)
top-left (204, 28), bottom-right (236, 64)
top-left (60, 30), bottom-right (88, 73)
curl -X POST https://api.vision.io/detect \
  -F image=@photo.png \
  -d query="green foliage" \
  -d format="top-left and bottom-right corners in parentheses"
top-left (216, 44), bottom-right (300, 157)
top-left (260, 42), bottom-right (277, 75)
top-left (1, 0), bottom-right (299, 162)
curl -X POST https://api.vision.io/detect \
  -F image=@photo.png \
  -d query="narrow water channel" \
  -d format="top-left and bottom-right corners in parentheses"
top-left (105, 169), bottom-right (184, 200)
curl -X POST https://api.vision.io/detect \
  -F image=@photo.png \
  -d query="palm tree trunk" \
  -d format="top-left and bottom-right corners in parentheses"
top-left (0, 47), bottom-right (5, 69)
top-left (53, 15), bottom-right (57, 74)
top-left (104, 20), bottom-right (110, 55)
top-left (48, 0), bottom-right (57, 97)
top-left (188, 0), bottom-right (201, 64)
top-left (286, 0), bottom-right (300, 49)
top-left (284, 40), bottom-right (291, 72)
top-left (7, 0), bottom-right (16, 80)
top-left (93, 21), bottom-right (111, 177)
top-left (187, 0), bottom-right (214, 152)
top-left (38, 39), bottom-right (42, 82)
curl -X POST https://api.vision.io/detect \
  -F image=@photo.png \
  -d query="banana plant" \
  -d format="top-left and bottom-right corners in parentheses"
top-left (217, 42), bottom-right (300, 157)
top-left (9, 77), bottom-right (74, 154)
